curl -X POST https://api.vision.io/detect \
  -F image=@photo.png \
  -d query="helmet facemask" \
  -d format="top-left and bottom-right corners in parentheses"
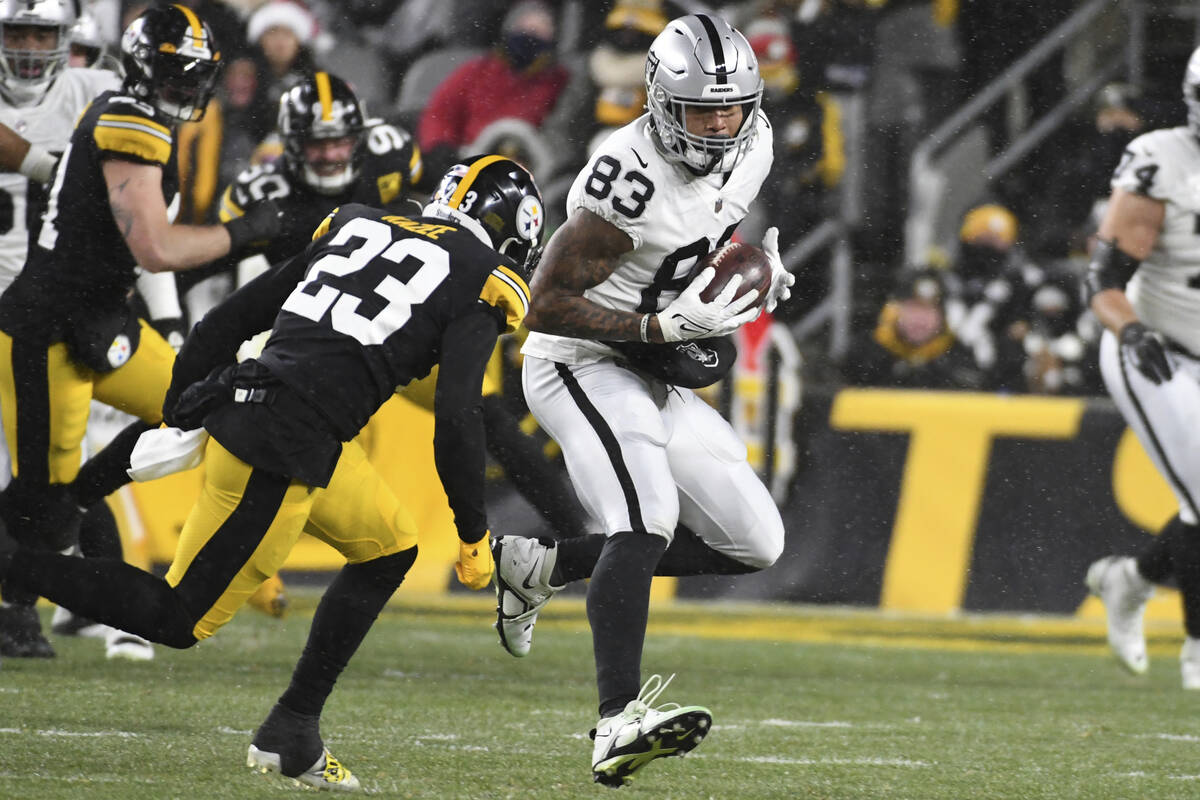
top-left (0, 18), bottom-right (70, 105)
top-left (147, 50), bottom-right (222, 122)
top-left (647, 80), bottom-right (761, 174)
top-left (279, 73), bottom-right (367, 195)
top-left (644, 14), bottom-right (764, 176)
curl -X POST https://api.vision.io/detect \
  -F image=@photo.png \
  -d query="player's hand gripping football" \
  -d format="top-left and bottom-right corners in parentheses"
top-left (761, 227), bottom-right (795, 313)
top-left (455, 531), bottom-right (495, 590)
top-left (657, 267), bottom-right (760, 342)
top-left (1119, 321), bottom-right (1174, 385)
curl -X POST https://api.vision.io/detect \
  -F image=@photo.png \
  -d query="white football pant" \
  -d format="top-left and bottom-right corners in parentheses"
top-left (1100, 330), bottom-right (1200, 524)
top-left (522, 356), bottom-right (783, 569)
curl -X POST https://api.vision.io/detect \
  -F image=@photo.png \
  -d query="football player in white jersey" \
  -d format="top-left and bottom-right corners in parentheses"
top-left (491, 14), bottom-right (793, 786)
top-left (1085, 45), bottom-right (1200, 689)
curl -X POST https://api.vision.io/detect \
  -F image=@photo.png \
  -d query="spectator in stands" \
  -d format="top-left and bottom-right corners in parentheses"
top-left (1036, 83), bottom-right (1147, 258)
top-left (1016, 267), bottom-right (1103, 396)
top-left (417, 0), bottom-right (570, 178)
top-left (547, 0), bottom-right (667, 168)
top-left (843, 268), bottom-right (983, 390)
top-left (944, 203), bottom-right (1046, 392)
top-left (246, 0), bottom-right (318, 138)
top-left (744, 12), bottom-right (844, 319)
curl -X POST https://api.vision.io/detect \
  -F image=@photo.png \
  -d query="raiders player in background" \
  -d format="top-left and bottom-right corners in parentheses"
top-left (1085, 45), bottom-right (1200, 689)
top-left (0, 155), bottom-right (544, 791)
top-left (0, 0), bottom-right (177, 660)
top-left (494, 14), bottom-right (793, 786)
top-left (0, 5), bottom-right (282, 657)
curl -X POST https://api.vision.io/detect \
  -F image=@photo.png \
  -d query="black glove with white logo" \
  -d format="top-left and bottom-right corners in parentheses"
top-left (224, 199), bottom-right (284, 252)
top-left (1119, 321), bottom-right (1173, 385)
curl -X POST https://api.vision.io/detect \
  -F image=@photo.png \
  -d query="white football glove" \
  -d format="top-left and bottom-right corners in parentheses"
top-left (762, 227), bottom-right (795, 314)
top-left (657, 266), bottom-right (761, 342)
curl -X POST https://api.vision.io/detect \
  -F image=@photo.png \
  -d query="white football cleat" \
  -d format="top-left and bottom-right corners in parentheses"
top-left (1086, 555), bottom-right (1153, 675)
top-left (1182, 638), bottom-right (1200, 690)
top-left (104, 629), bottom-right (155, 661)
top-left (247, 745), bottom-right (361, 792)
top-left (590, 673), bottom-right (712, 787)
top-left (492, 535), bottom-right (563, 657)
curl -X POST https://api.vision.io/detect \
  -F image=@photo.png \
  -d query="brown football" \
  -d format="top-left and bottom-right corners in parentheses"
top-left (693, 242), bottom-right (772, 305)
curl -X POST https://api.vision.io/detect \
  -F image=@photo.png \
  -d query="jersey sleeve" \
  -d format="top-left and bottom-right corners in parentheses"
top-left (1111, 129), bottom-right (1183, 203)
top-left (565, 139), bottom-right (648, 250)
top-left (92, 101), bottom-right (174, 166)
top-left (478, 263), bottom-right (530, 334)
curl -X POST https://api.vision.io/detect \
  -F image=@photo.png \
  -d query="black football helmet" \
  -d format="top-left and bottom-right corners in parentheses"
top-left (426, 155), bottom-right (545, 274)
top-left (278, 71), bottom-right (367, 195)
top-left (120, 3), bottom-right (222, 122)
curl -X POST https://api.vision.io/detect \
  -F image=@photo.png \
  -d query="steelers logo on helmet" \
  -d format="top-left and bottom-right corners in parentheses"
top-left (516, 194), bottom-right (543, 242)
top-left (423, 155), bottom-right (545, 274)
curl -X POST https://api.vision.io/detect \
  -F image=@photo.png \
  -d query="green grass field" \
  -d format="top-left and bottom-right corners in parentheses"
top-left (3, 590), bottom-right (1199, 800)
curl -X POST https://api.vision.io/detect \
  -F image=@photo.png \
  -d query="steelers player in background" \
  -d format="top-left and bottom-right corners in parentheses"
top-left (0, 155), bottom-right (545, 791)
top-left (1085, 44), bottom-right (1200, 689)
top-left (218, 70), bottom-right (585, 557)
top-left (190, 70), bottom-right (425, 618)
top-left (0, 4), bottom-right (282, 656)
top-left (0, 0), bottom-right (169, 660)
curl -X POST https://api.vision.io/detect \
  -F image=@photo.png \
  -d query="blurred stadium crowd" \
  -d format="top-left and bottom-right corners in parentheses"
top-left (76, 0), bottom-right (1190, 397)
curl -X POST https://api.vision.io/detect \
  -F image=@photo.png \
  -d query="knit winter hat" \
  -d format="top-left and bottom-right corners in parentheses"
top-left (247, 1), bottom-right (316, 46)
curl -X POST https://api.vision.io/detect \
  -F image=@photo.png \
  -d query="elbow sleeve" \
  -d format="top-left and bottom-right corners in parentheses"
top-left (1083, 239), bottom-right (1141, 304)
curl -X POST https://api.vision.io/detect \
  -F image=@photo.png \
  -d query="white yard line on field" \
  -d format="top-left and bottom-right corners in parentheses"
top-left (696, 754), bottom-right (931, 767)
top-left (762, 719), bottom-right (853, 728)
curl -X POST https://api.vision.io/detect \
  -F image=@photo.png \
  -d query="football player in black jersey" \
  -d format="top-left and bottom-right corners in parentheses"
top-left (215, 70), bottom-right (424, 274)
top-left (0, 155), bottom-right (544, 790)
top-left (216, 70), bottom-right (583, 567)
top-left (0, 4), bottom-right (283, 654)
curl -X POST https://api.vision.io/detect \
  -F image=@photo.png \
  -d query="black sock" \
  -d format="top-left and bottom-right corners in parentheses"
top-left (554, 534), bottom-right (605, 584)
top-left (7, 549), bottom-right (196, 648)
top-left (252, 704), bottom-right (325, 777)
top-left (552, 527), bottom-right (758, 585)
top-left (654, 525), bottom-right (758, 576)
top-left (278, 548), bottom-right (417, 718)
top-left (1136, 514), bottom-right (1183, 585)
top-left (79, 500), bottom-right (123, 560)
top-left (587, 532), bottom-right (666, 718)
top-left (1167, 522), bottom-right (1200, 639)
top-left (70, 420), bottom-right (154, 508)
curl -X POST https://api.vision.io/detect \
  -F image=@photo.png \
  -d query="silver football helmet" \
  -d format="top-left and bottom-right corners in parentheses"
top-left (644, 14), bottom-right (762, 174)
top-left (1184, 45), bottom-right (1200, 138)
top-left (0, 0), bottom-right (75, 105)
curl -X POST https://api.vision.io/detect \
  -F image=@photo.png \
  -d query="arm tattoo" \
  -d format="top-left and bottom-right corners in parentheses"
top-left (108, 178), bottom-right (135, 239)
top-left (526, 212), bottom-right (643, 341)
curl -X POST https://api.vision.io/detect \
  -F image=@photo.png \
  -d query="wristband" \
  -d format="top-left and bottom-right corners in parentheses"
top-left (639, 313), bottom-right (652, 343)
top-left (18, 145), bottom-right (57, 184)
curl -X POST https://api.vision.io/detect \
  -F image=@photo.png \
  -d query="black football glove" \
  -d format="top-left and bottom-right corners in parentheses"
top-left (149, 317), bottom-right (186, 353)
top-left (165, 365), bottom-right (234, 431)
top-left (224, 199), bottom-right (284, 252)
top-left (1119, 321), bottom-right (1173, 385)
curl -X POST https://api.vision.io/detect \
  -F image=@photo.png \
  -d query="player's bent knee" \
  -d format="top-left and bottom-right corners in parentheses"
top-left (742, 519), bottom-right (785, 571)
